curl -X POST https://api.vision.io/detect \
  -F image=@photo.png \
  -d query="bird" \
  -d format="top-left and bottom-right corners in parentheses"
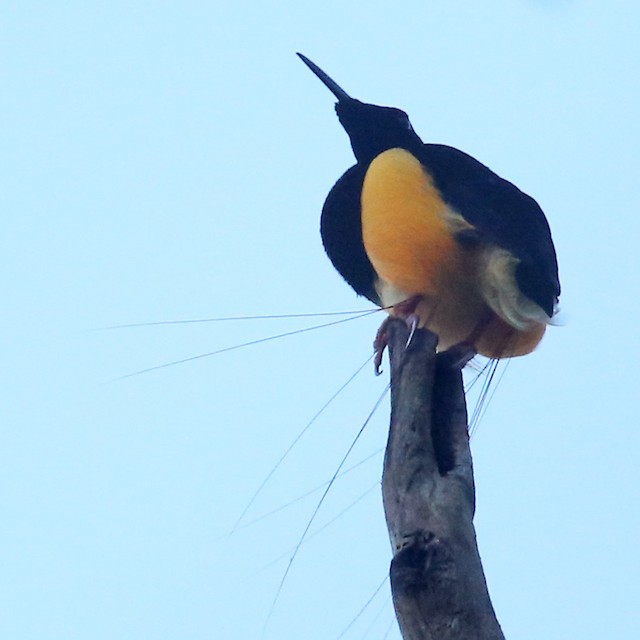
top-left (297, 53), bottom-right (560, 368)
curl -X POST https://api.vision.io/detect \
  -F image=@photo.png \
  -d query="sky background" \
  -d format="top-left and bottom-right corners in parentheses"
top-left (2, 1), bottom-right (640, 638)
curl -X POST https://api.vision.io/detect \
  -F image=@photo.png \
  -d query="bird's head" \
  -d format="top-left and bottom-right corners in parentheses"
top-left (298, 53), bottom-right (423, 164)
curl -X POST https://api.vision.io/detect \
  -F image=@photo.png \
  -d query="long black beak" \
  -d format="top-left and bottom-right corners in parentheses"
top-left (297, 53), bottom-right (353, 103)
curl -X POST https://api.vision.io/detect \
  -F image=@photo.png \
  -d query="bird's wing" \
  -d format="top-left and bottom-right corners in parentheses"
top-left (418, 144), bottom-right (560, 316)
top-left (320, 164), bottom-right (381, 305)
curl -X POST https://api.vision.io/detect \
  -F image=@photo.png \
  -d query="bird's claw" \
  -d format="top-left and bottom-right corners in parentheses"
top-left (405, 313), bottom-right (419, 348)
top-left (374, 312), bottom-right (420, 375)
top-left (373, 319), bottom-right (390, 375)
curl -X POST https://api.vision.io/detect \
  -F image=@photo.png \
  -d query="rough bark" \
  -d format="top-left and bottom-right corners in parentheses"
top-left (382, 320), bottom-right (505, 640)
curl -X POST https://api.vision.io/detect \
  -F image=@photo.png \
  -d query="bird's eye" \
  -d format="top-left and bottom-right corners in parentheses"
top-left (391, 109), bottom-right (412, 130)
top-left (399, 114), bottom-right (413, 131)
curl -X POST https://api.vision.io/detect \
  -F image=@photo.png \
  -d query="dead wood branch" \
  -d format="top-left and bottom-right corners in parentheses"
top-left (382, 320), bottom-right (505, 640)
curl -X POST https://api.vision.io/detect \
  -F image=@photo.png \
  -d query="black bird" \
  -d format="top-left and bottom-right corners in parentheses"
top-left (298, 53), bottom-right (560, 362)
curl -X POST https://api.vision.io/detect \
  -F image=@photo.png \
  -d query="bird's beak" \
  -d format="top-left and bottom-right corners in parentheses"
top-left (297, 53), bottom-right (353, 103)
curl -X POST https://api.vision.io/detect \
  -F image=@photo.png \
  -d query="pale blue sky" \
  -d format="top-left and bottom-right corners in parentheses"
top-left (2, 2), bottom-right (639, 639)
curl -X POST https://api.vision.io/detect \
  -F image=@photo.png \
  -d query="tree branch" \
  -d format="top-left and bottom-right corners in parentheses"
top-left (382, 320), bottom-right (505, 640)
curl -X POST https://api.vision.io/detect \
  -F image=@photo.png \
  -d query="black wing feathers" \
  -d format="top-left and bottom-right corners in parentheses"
top-left (320, 164), bottom-right (380, 305)
top-left (418, 144), bottom-right (560, 316)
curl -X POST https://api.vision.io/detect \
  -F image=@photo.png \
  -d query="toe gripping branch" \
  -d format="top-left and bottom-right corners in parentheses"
top-left (373, 297), bottom-right (423, 376)
top-left (374, 312), bottom-right (476, 377)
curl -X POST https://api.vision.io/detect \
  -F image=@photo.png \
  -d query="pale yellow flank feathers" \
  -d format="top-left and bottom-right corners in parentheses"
top-left (361, 148), bottom-right (546, 358)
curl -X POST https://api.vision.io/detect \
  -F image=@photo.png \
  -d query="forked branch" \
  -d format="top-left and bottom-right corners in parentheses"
top-left (382, 320), bottom-right (505, 640)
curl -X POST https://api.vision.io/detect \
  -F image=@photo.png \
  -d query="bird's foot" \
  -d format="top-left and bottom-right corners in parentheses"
top-left (373, 297), bottom-right (423, 375)
top-left (391, 295), bottom-right (422, 319)
top-left (393, 296), bottom-right (423, 351)
top-left (373, 318), bottom-right (391, 376)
